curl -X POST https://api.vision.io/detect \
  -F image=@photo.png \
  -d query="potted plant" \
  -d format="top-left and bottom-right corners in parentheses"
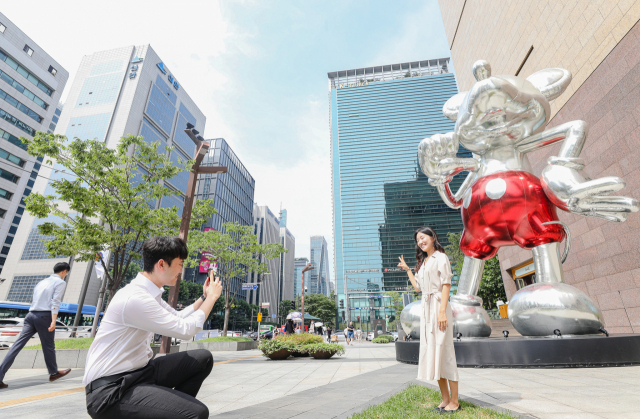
top-left (258, 338), bottom-right (296, 360)
top-left (276, 333), bottom-right (323, 357)
top-left (303, 342), bottom-right (345, 359)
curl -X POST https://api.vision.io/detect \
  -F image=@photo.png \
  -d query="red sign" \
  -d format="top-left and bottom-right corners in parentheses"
top-left (199, 228), bottom-right (217, 273)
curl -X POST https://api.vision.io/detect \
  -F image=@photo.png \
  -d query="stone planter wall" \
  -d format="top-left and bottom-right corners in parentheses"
top-left (179, 340), bottom-right (258, 352)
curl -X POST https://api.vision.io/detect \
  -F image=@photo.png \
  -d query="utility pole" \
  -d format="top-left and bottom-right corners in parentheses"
top-left (301, 263), bottom-right (313, 332)
top-left (160, 124), bottom-right (227, 355)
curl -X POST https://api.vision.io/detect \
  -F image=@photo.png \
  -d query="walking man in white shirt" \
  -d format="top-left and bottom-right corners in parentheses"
top-left (83, 236), bottom-right (222, 419)
top-left (0, 262), bottom-right (72, 389)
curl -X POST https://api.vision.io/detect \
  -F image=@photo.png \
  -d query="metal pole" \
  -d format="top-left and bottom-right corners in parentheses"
top-left (70, 260), bottom-right (94, 337)
top-left (90, 273), bottom-right (108, 338)
top-left (160, 141), bottom-right (210, 355)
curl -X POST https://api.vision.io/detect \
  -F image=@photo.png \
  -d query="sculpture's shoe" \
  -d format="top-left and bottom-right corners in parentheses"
top-left (508, 282), bottom-right (604, 336)
top-left (450, 298), bottom-right (492, 338)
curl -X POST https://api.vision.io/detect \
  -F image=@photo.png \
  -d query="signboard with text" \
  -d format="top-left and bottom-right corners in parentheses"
top-left (199, 228), bottom-right (216, 273)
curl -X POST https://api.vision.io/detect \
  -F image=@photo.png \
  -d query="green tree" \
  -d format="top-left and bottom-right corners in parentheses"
top-left (445, 232), bottom-right (507, 310)
top-left (303, 294), bottom-right (337, 326)
top-left (186, 222), bottom-right (286, 336)
top-left (21, 132), bottom-right (217, 306)
top-left (161, 280), bottom-right (202, 308)
top-left (385, 291), bottom-right (404, 329)
top-left (278, 299), bottom-right (293, 321)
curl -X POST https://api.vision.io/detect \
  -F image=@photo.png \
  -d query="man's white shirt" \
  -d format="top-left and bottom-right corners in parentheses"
top-left (82, 273), bottom-right (205, 385)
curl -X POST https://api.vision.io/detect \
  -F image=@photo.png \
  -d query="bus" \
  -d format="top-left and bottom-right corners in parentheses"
top-left (0, 300), bottom-right (104, 329)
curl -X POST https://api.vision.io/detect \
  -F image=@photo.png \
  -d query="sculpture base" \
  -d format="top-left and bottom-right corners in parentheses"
top-left (395, 334), bottom-right (640, 367)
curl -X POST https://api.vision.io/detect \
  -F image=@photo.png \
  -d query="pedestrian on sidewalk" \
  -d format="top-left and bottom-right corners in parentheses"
top-left (327, 326), bottom-right (332, 342)
top-left (83, 236), bottom-right (223, 419)
top-left (398, 226), bottom-right (459, 414)
top-left (346, 322), bottom-right (355, 345)
top-left (0, 262), bottom-right (73, 389)
top-left (309, 320), bottom-right (315, 334)
top-left (286, 319), bottom-right (295, 334)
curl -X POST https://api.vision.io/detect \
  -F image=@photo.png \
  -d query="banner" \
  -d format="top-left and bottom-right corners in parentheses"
top-left (199, 228), bottom-right (217, 273)
top-left (94, 251), bottom-right (106, 279)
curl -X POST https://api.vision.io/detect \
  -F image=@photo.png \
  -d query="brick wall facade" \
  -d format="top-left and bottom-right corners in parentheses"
top-left (438, 1), bottom-right (640, 332)
top-left (500, 20), bottom-right (640, 333)
top-left (440, 0), bottom-right (640, 120)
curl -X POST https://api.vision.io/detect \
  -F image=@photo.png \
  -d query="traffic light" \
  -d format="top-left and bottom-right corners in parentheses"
top-left (357, 316), bottom-right (360, 321)
top-left (257, 313), bottom-right (263, 322)
top-left (339, 299), bottom-right (344, 309)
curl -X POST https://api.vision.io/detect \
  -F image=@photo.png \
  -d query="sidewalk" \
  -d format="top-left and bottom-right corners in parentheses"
top-left (0, 341), bottom-right (638, 418)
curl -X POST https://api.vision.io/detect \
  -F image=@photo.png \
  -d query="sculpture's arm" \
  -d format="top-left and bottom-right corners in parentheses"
top-left (419, 132), bottom-right (479, 209)
top-left (436, 171), bottom-right (477, 209)
top-left (516, 120), bottom-right (587, 158)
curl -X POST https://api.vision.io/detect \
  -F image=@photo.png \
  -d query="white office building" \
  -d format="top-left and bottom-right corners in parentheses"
top-left (0, 44), bottom-right (205, 307)
top-left (0, 13), bottom-right (69, 276)
top-left (247, 204), bottom-right (295, 320)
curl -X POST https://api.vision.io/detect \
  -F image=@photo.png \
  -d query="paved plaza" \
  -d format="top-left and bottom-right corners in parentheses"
top-left (0, 341), bottom-right (638, 418)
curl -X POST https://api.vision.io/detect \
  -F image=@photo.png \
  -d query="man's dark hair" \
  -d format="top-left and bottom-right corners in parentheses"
top-left (53, 262), bottom-right (71, 274)
top-left (142, 236), bottom-right (189, 273)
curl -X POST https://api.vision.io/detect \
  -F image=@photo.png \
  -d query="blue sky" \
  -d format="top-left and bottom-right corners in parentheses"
top-left (4, 0), bottom-right (454, 284)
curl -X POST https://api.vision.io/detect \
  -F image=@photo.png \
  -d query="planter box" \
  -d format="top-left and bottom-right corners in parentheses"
top-left (151, 345), bottom-right (180, 356)
top-left (267, 349), bottom-right (291, 360)
top-left (180, 341), bottom-right (258, 352)
top-left (311, 350), bottom-right (336, 359)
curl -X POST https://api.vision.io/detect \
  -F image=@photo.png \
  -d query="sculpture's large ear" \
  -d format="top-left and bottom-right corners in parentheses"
top-left (442, 92), bottom-right (467, 121)
top-left (526, 68), bottom-right (571, 101)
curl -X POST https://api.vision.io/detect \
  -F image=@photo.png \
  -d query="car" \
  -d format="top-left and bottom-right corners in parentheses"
top-left (366, 331), bottom-right (375, 341)
top-left (0, 318), bottom-right (72, 348)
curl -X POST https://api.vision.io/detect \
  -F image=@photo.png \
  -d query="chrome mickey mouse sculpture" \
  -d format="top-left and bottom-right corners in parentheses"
top-left (418, 60), bottom-right (639, 337)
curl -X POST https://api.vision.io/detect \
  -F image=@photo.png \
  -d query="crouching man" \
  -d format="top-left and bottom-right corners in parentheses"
top-left (83, 236), bottom-right (222, 419)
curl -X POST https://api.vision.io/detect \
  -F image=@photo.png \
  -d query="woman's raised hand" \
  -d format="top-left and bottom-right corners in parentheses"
top-left (397, 255), bottom-right (410, 272)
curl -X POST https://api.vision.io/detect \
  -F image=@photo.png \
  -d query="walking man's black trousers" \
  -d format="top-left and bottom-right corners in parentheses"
top-left (86, 349), bottom-right (213, 419)
top-left (0, 311), bottom-right (58, 381)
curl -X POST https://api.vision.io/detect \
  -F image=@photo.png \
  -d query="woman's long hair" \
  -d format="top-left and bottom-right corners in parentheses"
top-left (414, 226), bottom-right (445, 272)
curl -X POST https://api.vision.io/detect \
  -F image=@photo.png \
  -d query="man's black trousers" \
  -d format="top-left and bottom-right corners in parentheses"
top-left (86, 349), bottom-right (213, 419)
top-left (0, 311), bottom-right (58, 381)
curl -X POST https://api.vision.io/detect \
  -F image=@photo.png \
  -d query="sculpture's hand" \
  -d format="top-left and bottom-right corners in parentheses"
top-left (418, 132), bottom-right (462, 185)
top-left (542, 157), bottom-right (640, 222)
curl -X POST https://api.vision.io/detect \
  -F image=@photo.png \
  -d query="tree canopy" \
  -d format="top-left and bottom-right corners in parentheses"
top-left (185, 221), bottom-right (286, 334)
top-left (22, 131), bottom-right (216, 305)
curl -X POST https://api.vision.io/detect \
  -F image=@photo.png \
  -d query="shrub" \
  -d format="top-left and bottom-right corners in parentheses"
top-left (372, 337), bottom-right (390, 344)
top-left (258, 338), bottom-right (296, 357)
top-left (378, 335), bottom-right (395, 342)
top-left (276, 333), bottom-right (323, 346)
top-left (302, 342), bottom-right (345, 356)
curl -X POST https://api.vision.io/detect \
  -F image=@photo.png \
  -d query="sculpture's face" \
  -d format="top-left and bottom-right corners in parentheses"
top-left (455, 75), bottom-right (549, 154)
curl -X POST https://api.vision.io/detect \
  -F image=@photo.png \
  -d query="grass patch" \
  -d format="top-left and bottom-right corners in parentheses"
top-left (196, 336), bottom-right (252, 342)
top-left (24, 337), bottom-right (95, 350)
top-left (350, 383), bottom-right (512, 419)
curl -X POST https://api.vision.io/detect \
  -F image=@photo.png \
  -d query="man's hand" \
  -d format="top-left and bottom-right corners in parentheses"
top-left (48, 322), bottom-right (56, 332)
top-left (207, 276), bottom-right (223, 302)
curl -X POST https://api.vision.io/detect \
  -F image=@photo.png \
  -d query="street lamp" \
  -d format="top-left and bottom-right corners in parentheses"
top-left (301, 263), bottom-right (313, 332)
top-left (160, 123), bottom-right (227, 355)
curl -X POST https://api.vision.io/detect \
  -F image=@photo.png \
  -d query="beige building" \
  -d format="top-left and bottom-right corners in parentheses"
top-left (439, 1), bottom-right (640, 333)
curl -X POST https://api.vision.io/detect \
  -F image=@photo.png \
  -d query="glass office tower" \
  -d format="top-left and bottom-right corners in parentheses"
top-left (328, 59), bottom-right (466, 329)
top-left (309, 235), bottom-right (330, 296)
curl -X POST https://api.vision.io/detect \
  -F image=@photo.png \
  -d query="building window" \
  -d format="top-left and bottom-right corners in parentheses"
top-left (0, 209), bottom-right (5, 218)
top-left (0, 147), bottom-right (25, 167)
top-left (0, 48), bottom-right (53, 96)
top-left (48, 65), bottom-right (57, 76)
top-left (0, 168), bottom-right (19, 183)
top-left (0, 188), bottom-right (12, 200)
top-left (0, 69), bottom-right (49, 109)
top-left (23, 45), bottom-right (33, 56)
top-left (7, 275), bottom-right (49, 302)
top-left (0, 23), bottom-right (5, 34)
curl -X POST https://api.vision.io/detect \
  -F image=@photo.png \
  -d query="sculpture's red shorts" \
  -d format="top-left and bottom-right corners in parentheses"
top-left (460, 170), bottom-right (564, 260)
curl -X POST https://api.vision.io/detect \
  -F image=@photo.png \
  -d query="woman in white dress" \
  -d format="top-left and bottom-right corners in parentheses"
top-left (398, 226), bottom-right (460, 414)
